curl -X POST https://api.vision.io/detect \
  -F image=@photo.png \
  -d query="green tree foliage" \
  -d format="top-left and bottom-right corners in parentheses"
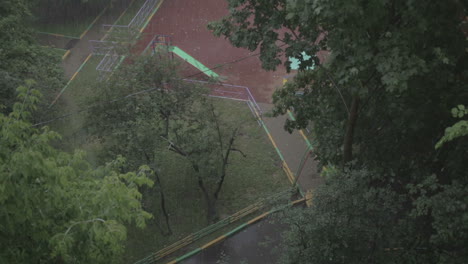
top-left (86, 55), bottom-right (244, 223)
top-left (86, 55), bottom-right (202, 169)
top-left (164, 103), bottom-right (245, 222)
top-left (210, 0), bottom-right (468, 262)
top-left (436, 105), bottom-right (468, 149)
top-left (279, 166), bottom-right (452, 264)
top-left (0, 0), bottom-right (64, 115)
top-left (85, 55), bottom-right (202, 233)
top-left (0, 85), bottom-right (152, 263)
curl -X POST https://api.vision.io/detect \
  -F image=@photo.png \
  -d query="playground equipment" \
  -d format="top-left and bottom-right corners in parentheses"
top-left (149, 34), bottom-right (174, 61)
top-left (89, 40), bottom-right (124, 80)
top-left (89, 40), bottom-right (118, 55)
top-left (96, 49), bottom-right (122, 81)
top-left (102, 0), bottom-right (162, 38)
top-left (146, 34), bottom-right (263, 123)
top-left (151, 34), bottom-right (172, 51)
top-left (88, 0), bottom-right (164, 80)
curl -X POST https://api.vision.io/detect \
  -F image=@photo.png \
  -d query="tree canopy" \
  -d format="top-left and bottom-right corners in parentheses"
top-left (0, 0), bottom-right (64, 115)
top-left (0, 85), bottom-right (152, 263)
top-left (86, 55), bottom-right (246, 223)
top-left (210, 0), bottom-right (468, 262)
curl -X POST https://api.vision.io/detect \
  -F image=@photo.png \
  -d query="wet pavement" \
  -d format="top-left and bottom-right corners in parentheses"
top-left (259, 103), bottom-right (323, 193)
top-left (182, 217), bottom-right (286, 264)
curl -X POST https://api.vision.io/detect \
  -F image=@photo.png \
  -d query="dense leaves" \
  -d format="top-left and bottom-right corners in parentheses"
top-left (211, 0), bottom-right (468, 263)
top-left (0, 87), bottom-right (152, 263)
top-left (0, 0), bottom-right (64, 115)
top-left (279, 167), bottom-right (408, 264)
top-left (436, 105), bottom-right (468, 149)
top-left (0, 0), bottom-right (63, 113)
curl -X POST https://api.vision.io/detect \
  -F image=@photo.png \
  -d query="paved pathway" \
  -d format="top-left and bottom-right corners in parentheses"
top-left (182, 218), bottom-right (287, 264)
top-left (259, 103), bottom-right (323, 192)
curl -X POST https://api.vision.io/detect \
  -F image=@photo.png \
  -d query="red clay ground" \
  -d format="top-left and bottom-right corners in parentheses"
top-left (133, 0), bottom-right (321, 193)
top-left (135, 0), bottom-right (288, 103)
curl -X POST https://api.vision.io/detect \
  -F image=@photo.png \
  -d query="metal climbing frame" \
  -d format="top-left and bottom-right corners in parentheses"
top-left (96, 49), bottom-right (119, 71)
top-left (89, 40), bottom-right (123, 80)
top-left (144, 34), bottom-right (171, 53)
top-left (100, 0), bottom-right (161, 39)
top-left (151, 34), bottom-right (171, 50)
top-left (128, 0), bottom-right (161, 30)
top-left (149, 34), bottom-right (173, 60)
top-left (89, 40), bottom-right (118, 55)
top-left (101, 24), bottom-right (133, 39)
top-left (85, 0), bottom-right (165, 82)
top-left (96, 48), bottom-right (121, 80)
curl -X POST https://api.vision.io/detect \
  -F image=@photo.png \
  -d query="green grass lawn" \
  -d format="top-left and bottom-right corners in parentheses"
top-left (33, 16), bottom-right (99, 38)
top-left (67, 55), bottom-right (103, 105)
top-left (116, 0), bottom-right (148, 26)
top-left (42, 46), bottom-right (67, 59)
top-left (122, 98), bottom-right (290, 263)
top-left (31, 0), bottom-right (145, 38)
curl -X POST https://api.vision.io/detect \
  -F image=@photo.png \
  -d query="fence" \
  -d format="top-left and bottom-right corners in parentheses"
top-left (101, 24), bottom-right (135, 39)
top-left (182, 79), bottom-right (262, 124)
top-left (134, 189), bottom-right (294, 264)
top-left (89, 40), bottom-right (118, 55)
top-left (89, 0), bottom-right (163, 80)
top-left (129, 0), bottom-right (160, 29)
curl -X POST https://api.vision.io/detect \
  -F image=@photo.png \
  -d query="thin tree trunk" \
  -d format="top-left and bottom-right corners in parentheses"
top-left (164, 116), bottom-right (169, 137)
top-left (197, 174), bottom-right (217, 222)
top-left (141, 185), bottom-right (166, 235)
top-left (159, 110), bottom-right (170, 137)
top-left (214, 129), bottom-right (238, 199)
top-left (343, 95), bottom-right (360, 165)
top-left (154, 171), bottom-right (172, 235)
top-left (144, 153), bottom-right (172, 235)
top-left (164, 141), bottom-right (218, 221)
top-left (191, 163), bottom-right (217, 222)
top-left (151, 214), bottom-right (167, 236)
top-left (213, 172), bottom-right (226, 201)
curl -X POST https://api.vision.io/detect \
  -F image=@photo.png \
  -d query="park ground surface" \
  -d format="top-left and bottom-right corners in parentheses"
top-left (134, 0), bottom-right (321, 192)
top-left (42, 0), bottom-right (322, 263)
top-left (133, 1), bottom-right (323, 263)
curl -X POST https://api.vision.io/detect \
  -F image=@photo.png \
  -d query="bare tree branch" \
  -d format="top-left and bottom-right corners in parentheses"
top-left (230, 148), bottom-right (247, 157)
top-left (160, 136), bottom-right (189, 157)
